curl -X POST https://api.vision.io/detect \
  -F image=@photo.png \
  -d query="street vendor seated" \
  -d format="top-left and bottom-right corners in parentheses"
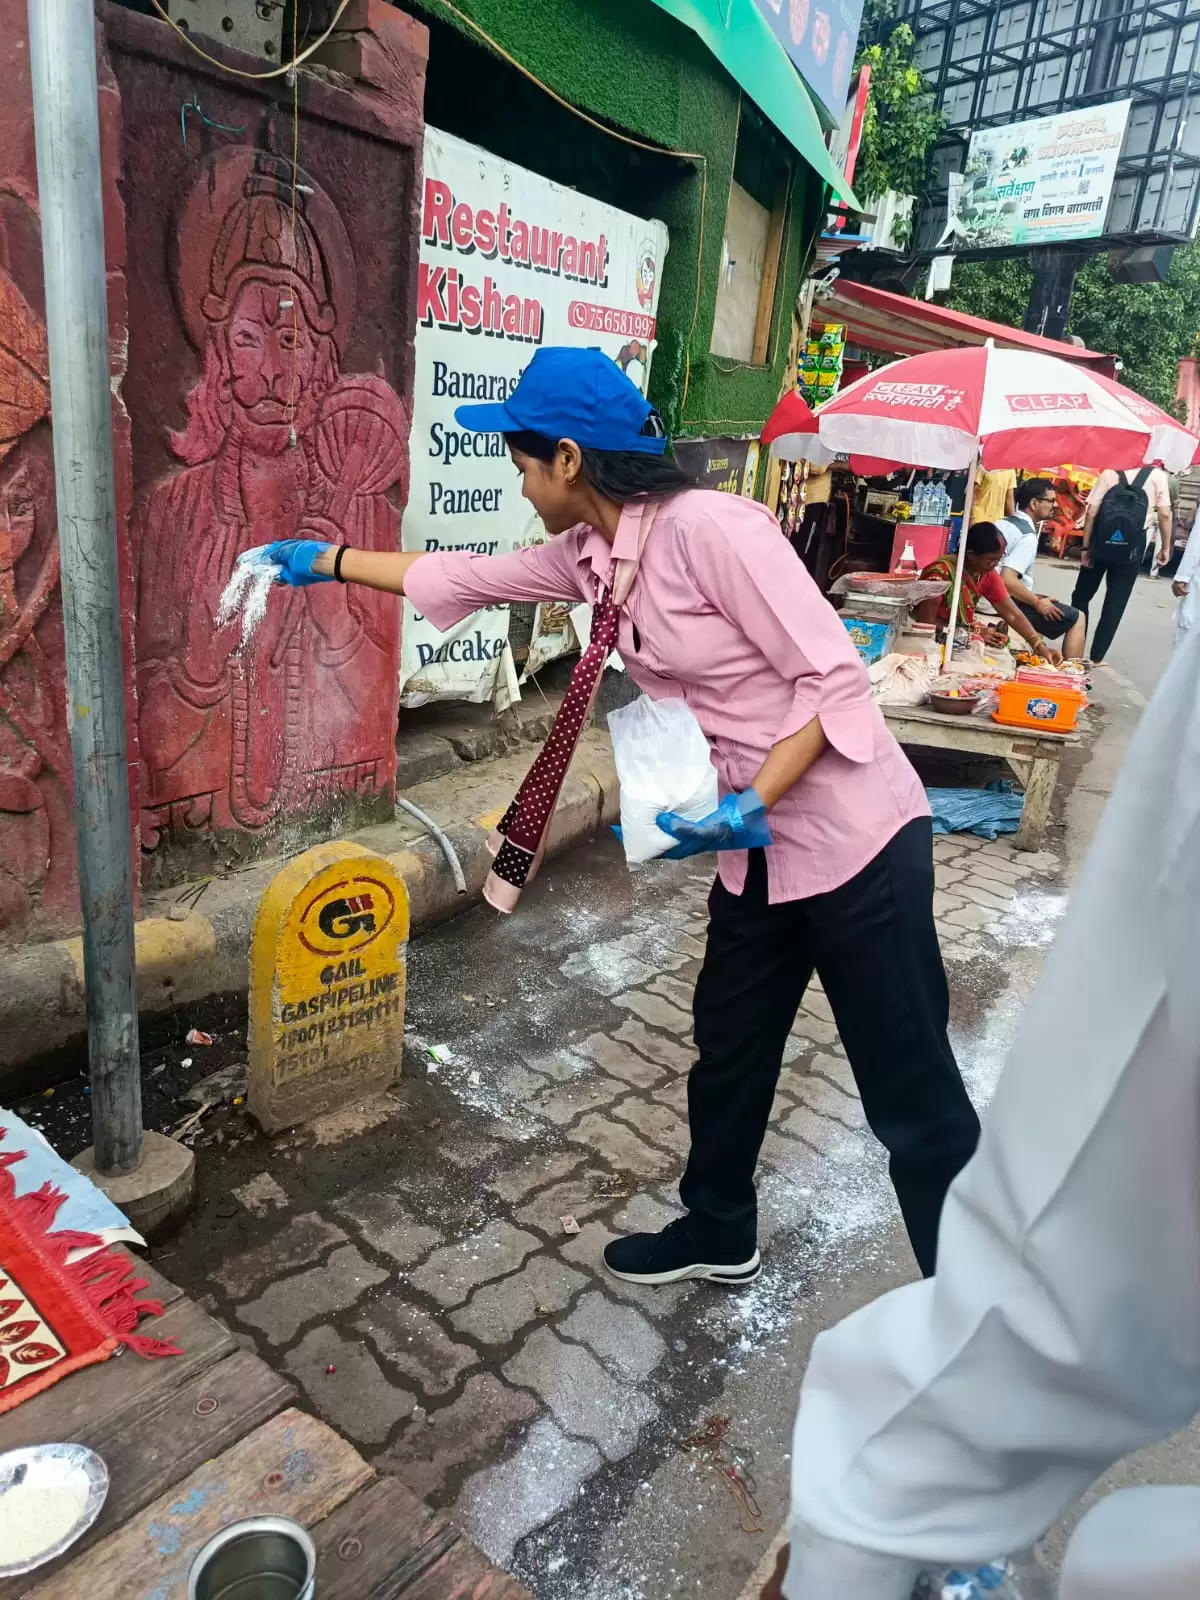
top-left (914, 522), bottom-right (1064, 664)
top-left (997, 477), bottom-right (1087, 659)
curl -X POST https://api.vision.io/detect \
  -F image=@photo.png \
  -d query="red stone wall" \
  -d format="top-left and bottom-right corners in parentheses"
top-left (110, 6), bottom-right (426, 888)
top-left (0, 1), bottom-right (427, 939)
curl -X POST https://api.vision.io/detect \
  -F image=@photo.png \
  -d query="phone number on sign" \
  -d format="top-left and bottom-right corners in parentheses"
top-left (567, 302), bottom-right (656, 340)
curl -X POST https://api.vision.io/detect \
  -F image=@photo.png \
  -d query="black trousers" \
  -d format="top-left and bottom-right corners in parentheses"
top-left (680, 818), bottom-right (980, 1277)
top-left (1071, 561), bottom-right (1139, 663)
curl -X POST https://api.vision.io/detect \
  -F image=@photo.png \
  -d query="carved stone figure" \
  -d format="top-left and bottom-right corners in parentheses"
top-left (0, 260), bottom-right (72, 929)
top-left (135, 149), bottom-right (408, 852)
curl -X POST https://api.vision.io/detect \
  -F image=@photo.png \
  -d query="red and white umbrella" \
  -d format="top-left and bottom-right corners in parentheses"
top-left (761, 390), bottom-right (901, 475)
top-left (816, 344), bottom-right (1193, 472)
top-left (1088, 372), bottom-right (1198, 473)
top-left (761, 389), bottom-right (826, 461)
top-left (809, 342), bottom-right (1199, 666)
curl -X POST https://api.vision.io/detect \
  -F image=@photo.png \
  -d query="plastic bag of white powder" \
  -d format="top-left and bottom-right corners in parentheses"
top-left (607, 694), bottom-right (718, 866)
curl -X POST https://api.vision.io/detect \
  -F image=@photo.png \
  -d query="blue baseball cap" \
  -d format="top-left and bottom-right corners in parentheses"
top-left (455, 347), bottom-right (668, 455)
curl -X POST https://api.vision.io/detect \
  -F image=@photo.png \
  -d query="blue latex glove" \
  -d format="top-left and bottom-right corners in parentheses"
top-left (260, 539), bottom-right (335, 587)
top-left (655, 788), bottom-right (771, 859)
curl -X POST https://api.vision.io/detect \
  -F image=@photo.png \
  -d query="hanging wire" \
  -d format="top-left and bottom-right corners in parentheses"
top-left (421, 0), bottom-right (709, 414)
top-left (180, 96), bottom-right (246, 150)
top-left (151, 0), bottom-right (721, 417)
top-left (149, 0), bottom-right (353, 78)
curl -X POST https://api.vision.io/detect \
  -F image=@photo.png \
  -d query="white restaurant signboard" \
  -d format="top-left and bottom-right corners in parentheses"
top-left (947, 100), bottom-right (1133, 250)
top-left (401, 128), bottom-right (669, 705)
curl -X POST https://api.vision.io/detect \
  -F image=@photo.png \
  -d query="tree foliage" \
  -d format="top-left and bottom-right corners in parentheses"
top-left (1069, 251), bottom-right (1200, 415)
top-left (940, 250), bottom-right (1200, 414)
top-left (937, 259), bottom-right (1032, 328)
top-left (853, 0), bottom-right (944, 204)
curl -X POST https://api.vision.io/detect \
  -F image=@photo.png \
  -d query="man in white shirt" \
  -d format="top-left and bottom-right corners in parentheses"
top-left (998, 477), bottom-right (1087, 659)
top-left (1071, 463), bottom-right (1172, 664)
top-left (1082, 463), bottom-right (1172, 564)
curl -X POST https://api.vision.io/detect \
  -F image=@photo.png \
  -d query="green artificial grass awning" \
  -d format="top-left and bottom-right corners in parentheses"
top-left (649, 0), bottom-right (860, 206)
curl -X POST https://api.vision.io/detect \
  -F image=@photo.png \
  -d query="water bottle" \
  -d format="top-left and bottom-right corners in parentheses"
top-left (914, 482), bottom-right (929, 520)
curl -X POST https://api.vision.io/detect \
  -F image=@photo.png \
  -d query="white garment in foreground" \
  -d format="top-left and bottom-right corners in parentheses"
top-left (1173, 531), bottom-right (1200, 645)
top-left (784, 625), bottom-right (1200, 1599)
top-left (1059, 1486), bottom-right (1200, 1596)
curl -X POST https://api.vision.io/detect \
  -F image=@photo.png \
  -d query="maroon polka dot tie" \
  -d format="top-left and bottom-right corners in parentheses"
top-left (485, 586), bottom-right (621, 913)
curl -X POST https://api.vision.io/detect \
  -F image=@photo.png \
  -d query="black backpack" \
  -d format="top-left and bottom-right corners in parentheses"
top-left (1092, 468), bottom-right (1151, 566)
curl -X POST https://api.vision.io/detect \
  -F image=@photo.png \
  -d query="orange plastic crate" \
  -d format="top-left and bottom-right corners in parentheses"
top-left (993, 678), bottom-right (1086, 733)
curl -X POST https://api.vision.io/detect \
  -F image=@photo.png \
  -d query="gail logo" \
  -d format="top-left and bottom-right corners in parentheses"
top-left (1007, 393), bottom-right (1093, 413)
top-left (299, 874), bottom-right (396, 956)
top-left (318, 894), bottom-right (376, 942)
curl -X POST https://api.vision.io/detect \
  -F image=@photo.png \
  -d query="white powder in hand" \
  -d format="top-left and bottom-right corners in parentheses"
top-left (0, 1479), bottom-right (88, 1565)
top-left (217, 549), bottom-right (278, 648)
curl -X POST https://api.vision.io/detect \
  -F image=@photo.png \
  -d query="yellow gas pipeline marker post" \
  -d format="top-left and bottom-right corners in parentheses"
top-left (249, 842), bottom-right (409, 1133)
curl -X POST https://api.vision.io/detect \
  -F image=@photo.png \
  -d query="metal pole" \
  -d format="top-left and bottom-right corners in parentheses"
top-left (29, 0), bottom-right (142, 1174)
top-left (1083, 0), bottom-right (1125, 96)
top-left (1023, 247), bottom-right (1085, 341)
top-left (941, 453), bottom-right (979, 672)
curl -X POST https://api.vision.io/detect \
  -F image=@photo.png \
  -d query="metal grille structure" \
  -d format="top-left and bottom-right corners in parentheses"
top-left (900, 0), bottom-right (1200, 252)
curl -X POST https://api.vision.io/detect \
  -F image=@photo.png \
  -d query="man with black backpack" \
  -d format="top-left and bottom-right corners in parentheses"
top-left (1071, 463), bottom-right (1171, 664)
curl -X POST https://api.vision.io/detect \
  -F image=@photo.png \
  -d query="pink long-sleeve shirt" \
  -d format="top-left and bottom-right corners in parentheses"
top-left (405, 489), bottom-right (928, 902)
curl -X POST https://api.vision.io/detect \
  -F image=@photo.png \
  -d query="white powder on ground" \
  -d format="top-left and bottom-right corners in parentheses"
top-left (989, 887), bottom-right (1068, 949)
top-left (0, 1479), bottom-right (87, 1564)
top-left (217, 551), bottom-right (277, 648)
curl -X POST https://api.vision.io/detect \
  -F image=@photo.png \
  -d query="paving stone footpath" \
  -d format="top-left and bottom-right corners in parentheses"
top-left (156, 830), bottom-right (1065, 1599)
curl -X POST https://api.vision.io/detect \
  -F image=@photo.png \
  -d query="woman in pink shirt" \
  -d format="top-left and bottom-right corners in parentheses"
top-left (259, 349), bottom-right (979, 1285)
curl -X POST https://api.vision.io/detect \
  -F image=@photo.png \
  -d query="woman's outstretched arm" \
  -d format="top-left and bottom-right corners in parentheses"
top-left (262, 532), bottom-right (591, 625)
top-left (311, 546), bottom-right (426, 593)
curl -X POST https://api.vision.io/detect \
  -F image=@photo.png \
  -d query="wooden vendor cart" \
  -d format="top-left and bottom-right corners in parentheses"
top-left (0, 1266), bottom-right (528, 1600)
top-left (882, 703), bottom-right (1079, 852)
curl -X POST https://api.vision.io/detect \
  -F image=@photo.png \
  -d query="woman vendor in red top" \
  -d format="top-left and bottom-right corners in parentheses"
top-left (915, 522), bottom-right (1063, 663)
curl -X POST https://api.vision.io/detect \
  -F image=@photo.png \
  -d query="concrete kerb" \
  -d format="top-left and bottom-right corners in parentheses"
top-left (1, 735), bottom-right (620, 1088)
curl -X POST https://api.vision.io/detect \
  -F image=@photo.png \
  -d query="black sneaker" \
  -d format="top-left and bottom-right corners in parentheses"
top-left (602, 1216), bottom-right (761, 1287)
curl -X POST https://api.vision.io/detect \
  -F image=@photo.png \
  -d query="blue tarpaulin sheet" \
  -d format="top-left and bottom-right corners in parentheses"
top-left (927, 782), bottom-right (1024, 840)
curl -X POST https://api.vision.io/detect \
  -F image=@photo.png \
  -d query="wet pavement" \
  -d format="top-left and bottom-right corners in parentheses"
top-left (11, 565), bottom-right (1177, 1595)
top-left (1041, 559), bottom-right (1173, 706)
top-left (20, 821), bottom-right (1069, 1600)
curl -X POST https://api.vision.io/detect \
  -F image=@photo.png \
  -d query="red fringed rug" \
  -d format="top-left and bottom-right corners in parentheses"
top-left (0, 1139), bottom-right (181, 1414)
